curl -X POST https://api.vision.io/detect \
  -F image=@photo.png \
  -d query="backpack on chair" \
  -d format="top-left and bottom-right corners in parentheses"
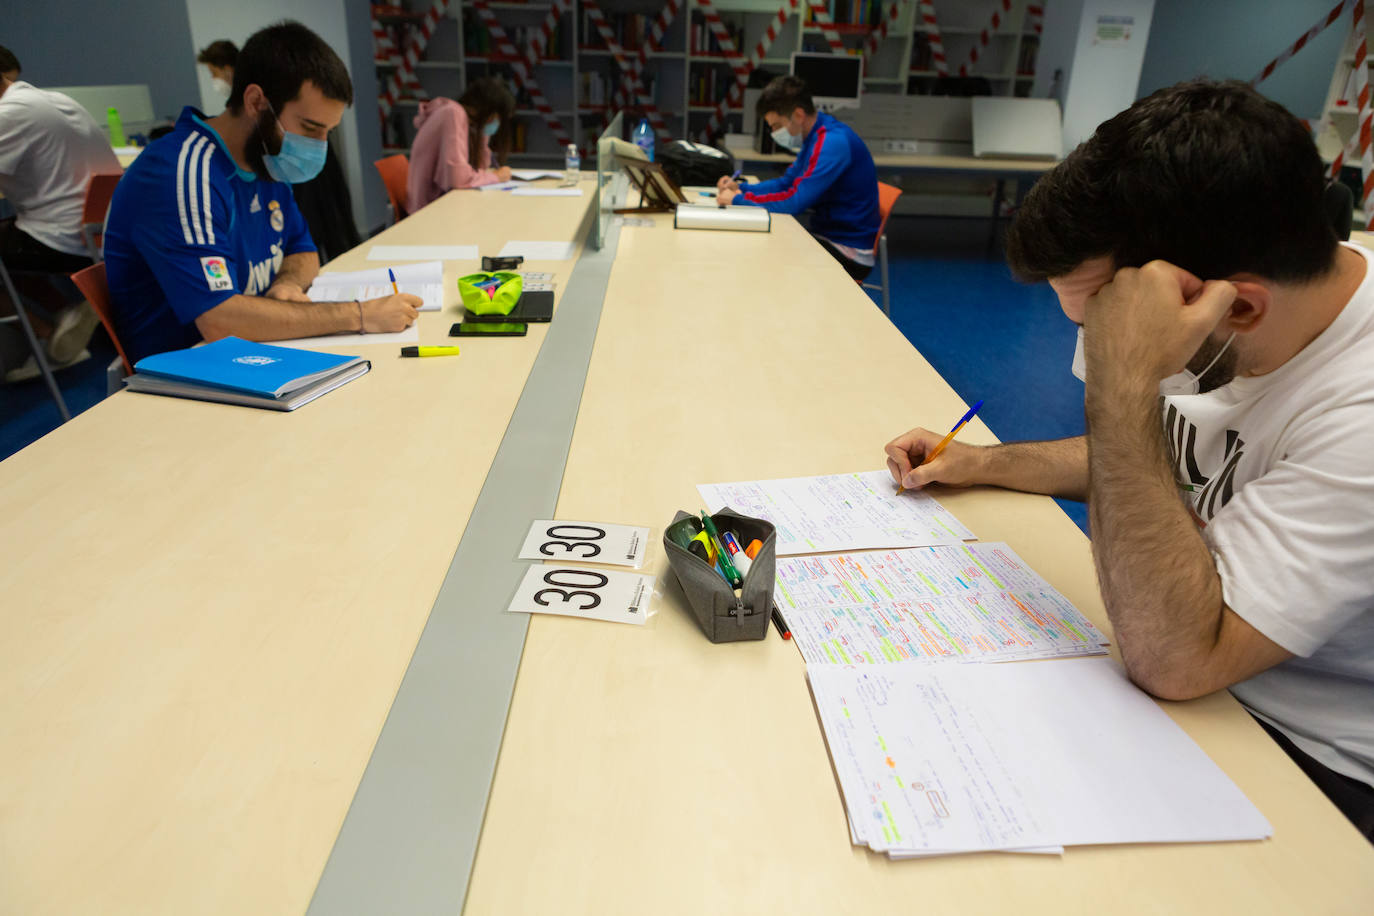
top-left (658, 140), bottom-right (734, 188)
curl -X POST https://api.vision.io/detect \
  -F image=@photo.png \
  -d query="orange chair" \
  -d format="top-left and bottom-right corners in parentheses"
top-left (861, 181), bottom-right (904, 316)
top-left (80, 171), bottom-right (123, 262)
top-left (374, 154), bottom-right (410, 224)
top-left (70, 262), bottom-right (133, 395)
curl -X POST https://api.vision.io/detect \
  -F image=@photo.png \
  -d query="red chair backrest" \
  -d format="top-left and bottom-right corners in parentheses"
top-left (875, 181), bottom-right (903, 247)
top-left (374, 155), bottom-right (410, 222)
top-left (70, 262), bottom-right (133, 376)
top-left (81, 171), bottom-right (123, 260)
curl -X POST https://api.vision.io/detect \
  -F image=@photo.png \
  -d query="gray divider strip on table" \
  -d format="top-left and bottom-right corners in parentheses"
top-left (308, 215), bottom-right (621, 915)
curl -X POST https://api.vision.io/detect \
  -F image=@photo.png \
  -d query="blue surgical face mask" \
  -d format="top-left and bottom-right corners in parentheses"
top-left (771, 124), bottom-right (802, 151)
top-left (483, 118), bottom-right (500, 137)
top-left (261, 103), bottom-right (328, 184)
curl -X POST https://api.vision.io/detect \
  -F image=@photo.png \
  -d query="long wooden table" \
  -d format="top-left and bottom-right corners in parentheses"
top-left (2, 181), bottom-right (1371, 914)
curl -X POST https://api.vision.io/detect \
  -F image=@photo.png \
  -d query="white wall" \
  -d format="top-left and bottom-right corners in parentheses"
top-left (1137, 0), bottom-right (1348, 119)
top-left (183, 0), bottom-right (386, 235)
top-left (1055, 0), bottom-right (1156, 150)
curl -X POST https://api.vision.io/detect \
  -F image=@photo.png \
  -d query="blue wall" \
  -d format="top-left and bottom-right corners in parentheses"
top-left (3, 0), bottom-right (200, 121)
top-left (1139, 0), bottom-right (1348, 116)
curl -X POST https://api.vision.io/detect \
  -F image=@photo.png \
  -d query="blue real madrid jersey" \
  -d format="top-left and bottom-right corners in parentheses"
top-left (105, 107), bottom-right (316, 362)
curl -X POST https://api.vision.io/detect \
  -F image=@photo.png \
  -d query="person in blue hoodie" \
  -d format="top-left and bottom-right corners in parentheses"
top-left (716, 76), bottom-right (880, 280)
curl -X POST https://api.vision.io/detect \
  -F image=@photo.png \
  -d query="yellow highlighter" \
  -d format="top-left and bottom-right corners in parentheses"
top-left (400, 346), bottom-right (461, 358)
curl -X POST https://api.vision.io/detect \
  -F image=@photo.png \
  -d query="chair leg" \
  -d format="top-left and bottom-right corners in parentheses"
top-left (105, 355), bottom-right (125, 398)
top-left (0, 260), bottom-right (71, 423)
top-left (879, 234), bottom-right (891, 318)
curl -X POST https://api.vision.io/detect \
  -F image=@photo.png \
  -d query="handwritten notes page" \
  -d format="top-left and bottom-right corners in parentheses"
top-left (809, 658), bottom-right (1271, 858)
top-left (308, 260), bottom-right (445, 311)
top-left (775, 542), bottom-right (1108, 665)
top-left (698, 470), bottom-right (974, 555)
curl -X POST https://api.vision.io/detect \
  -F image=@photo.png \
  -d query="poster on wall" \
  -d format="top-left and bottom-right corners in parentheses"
top-left (1093, 15), bottom-right (1135, 46)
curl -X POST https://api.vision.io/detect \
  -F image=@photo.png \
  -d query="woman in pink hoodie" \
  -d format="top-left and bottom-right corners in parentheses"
top-left (407, 77), bottom-right (516, 212)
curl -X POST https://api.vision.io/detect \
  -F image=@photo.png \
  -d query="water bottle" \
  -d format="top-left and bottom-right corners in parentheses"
top-left (107, 107), bottom-right (126, 147)
top-left (563, 143), bottom-right (580, 187)
top-left (632, 117), bottom-right (654, 161)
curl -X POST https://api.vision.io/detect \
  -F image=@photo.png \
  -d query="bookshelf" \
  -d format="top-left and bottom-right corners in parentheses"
top-left (372, 0), bottom-right (1043, 164)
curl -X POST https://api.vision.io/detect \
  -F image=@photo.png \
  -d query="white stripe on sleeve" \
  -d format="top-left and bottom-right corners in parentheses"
top-left (186, 136), bottom-right (208, 246)
top-left (200, 140), bottom-right (216, 245)
top-left (174, 134), bottom-right (196, 245)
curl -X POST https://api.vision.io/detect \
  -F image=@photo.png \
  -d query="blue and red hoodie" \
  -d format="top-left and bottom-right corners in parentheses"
top-left (732, 111), bottom-right (880, 249)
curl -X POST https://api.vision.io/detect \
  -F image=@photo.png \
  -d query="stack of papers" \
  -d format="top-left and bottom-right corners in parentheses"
top-left (699, 470), bottom-right (975, 555)
top-left (308, 261), bottom-right (444, 311)
top-left (809, 659), bottom-right (1272, 858)
top-left (775, 543), bottom-right (1108, 665)
top-left (518, 271), bottom-right (554, 292)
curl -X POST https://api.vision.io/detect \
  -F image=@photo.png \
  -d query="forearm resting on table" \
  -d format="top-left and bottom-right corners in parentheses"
top-left (978, 436), bottom-right (1089, 500)
top-left (196, 294), bottom-right (360, 343)
top-left (270, 251), bottom-right (319, 293)
top-left (1086, 390), bottom-right (1292, 700)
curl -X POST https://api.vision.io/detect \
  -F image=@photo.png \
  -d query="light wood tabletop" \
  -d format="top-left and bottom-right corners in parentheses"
top-left (1, 180), bottom-right (1370, 914)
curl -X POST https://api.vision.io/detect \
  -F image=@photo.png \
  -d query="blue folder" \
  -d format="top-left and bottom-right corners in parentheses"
top-left (125, 337), bottom-right (370, 410)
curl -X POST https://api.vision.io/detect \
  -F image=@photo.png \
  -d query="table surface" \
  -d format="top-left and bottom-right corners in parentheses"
top-left (2, 179), bottom-right (1372, 914)
top-left (723, 139), bottom-right (1059, 173)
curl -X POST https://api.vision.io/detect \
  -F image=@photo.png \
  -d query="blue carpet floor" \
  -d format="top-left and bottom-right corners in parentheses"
top-left (0, 215), bottom-right (1089, 534)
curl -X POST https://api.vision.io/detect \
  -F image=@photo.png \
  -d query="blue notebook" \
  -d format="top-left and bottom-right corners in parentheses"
top-left (125, 337), bottom-right (370, 411)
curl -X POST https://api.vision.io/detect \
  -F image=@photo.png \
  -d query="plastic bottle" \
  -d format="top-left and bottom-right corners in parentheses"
top-left (563, 143), bottom-right (581, 187)
top-left (107, 107), bottom-right (126, 147)
top-left (632, 117), bottom-right (654, 161)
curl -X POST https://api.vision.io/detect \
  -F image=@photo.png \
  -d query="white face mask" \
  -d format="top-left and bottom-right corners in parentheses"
top-left (1070, 326), bottom-right (1237, 396)
top-left (771, 125), bottom-right (802, 151)
top-left (211, 76), bottom-right (231, 98)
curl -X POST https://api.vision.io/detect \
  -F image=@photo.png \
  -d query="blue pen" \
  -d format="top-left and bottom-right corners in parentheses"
top-left (388, 268), bottom-right (399, 296)
top-left (730, 166), bottom-right (742, 180)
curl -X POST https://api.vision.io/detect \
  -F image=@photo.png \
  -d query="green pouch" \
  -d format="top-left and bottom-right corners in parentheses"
top-left (458, 271), bottom-right (523, 315)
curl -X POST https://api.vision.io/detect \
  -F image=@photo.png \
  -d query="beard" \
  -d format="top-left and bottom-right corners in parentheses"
top-left (1185, 333), bottom-right (1240, 393)
top-left (245, 106), bottom-right (283, 179)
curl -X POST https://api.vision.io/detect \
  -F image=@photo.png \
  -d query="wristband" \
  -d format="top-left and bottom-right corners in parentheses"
top-left (356, 299), bottom-right (365, 334)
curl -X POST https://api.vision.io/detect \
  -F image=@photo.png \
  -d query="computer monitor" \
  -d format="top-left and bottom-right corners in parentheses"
top-left (789, 53), bottom-right (862, 111)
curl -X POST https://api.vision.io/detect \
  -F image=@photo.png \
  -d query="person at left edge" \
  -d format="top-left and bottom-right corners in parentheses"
top-left (104, 21), bottom-right (421, 363)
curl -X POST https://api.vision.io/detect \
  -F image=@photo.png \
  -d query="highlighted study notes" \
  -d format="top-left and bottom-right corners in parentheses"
top-left (698, 470), bottom-right (974, 555)
top-left (775, 542), bottom-right (1108, 665)
top-left (308, 260), bottom-right (445, 311)
top-left (809, 658), bottom-right (1272, 858)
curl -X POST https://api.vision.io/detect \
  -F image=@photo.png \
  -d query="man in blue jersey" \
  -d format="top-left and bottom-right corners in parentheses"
top-left (105, 21), bottom-right (419, 362)
top-left (716, 76), bottom-right (880, 280)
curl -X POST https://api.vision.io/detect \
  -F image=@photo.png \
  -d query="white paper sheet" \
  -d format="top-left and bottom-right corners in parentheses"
top-left (511, 187), bottom-right (583, 197)
top-left (518, 520), bottom-right (649, 569)
top-left (511, 169), bottom-right (566, 181)
top-left (269, 326), bottom-right (419, 349)
top-left (479, 181), bottom-right (521, 191)
top-left (498, 240), bottom-right (577, 260)
top-left (367, 245), bottom-right (478, 261)
top-left (506, 565), bottom-right (655, 625)
top-left (808, 658), bottom-right (1271, 858)
top-left (698, 470), bottom-right (975, 555)
top-left (517, 271), bottom-right (554, 291)
top-left (308, 261), bottom-right (445, 311)
top-left (774, 542), bottom-right (1107, 665)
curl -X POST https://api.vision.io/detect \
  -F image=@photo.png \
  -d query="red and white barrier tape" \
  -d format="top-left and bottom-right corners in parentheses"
top-left (914, 0), bottom-right (949, 76)
top-left (1026, 3), bottom-right (1044, 35)
top-left (1352, 0), bottom-right (1373, 226)
top-left (959, 0), bottom-right (1012, 77)
top-left (807, 2), bottom-right (848, 56)
top-left (611, 0), bottom-right (684, 139)
top-left (697, 0), bottom-right (799, 141)
top-left (378, 0), bottom-right (450, 120)
top-left (470, 0), bottom-right (574, 147)
top-left (582, 0), bottom-right (674, 138)
top-left (1251, 0), bottom-right (1354, 86)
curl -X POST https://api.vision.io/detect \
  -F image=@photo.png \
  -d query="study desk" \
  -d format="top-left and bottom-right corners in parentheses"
top-left (2, 181), bottom-right (1372, 914)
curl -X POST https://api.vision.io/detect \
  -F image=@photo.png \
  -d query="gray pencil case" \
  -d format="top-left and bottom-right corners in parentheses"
top-left (663, 508), bottom-right (777, 643)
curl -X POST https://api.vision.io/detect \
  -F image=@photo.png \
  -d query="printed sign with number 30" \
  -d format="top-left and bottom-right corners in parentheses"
top-left (507, 564), bottom-right (654, 625)
top-left (518, 520), bottom-right (648, 568)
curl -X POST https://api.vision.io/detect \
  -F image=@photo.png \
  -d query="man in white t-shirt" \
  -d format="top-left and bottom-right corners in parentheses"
top-left (884, 79), bottom-right (1374, 841)
top-left (0, 72), bottom-right (119, 378)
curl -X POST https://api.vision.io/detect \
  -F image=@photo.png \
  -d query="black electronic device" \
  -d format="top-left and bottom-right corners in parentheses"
top-left (449, 321), bottom-right (529, 337)
top-left (481, 255), bottom-right (525, 271)
top-left (462, 289), bottom-right (554, 324)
